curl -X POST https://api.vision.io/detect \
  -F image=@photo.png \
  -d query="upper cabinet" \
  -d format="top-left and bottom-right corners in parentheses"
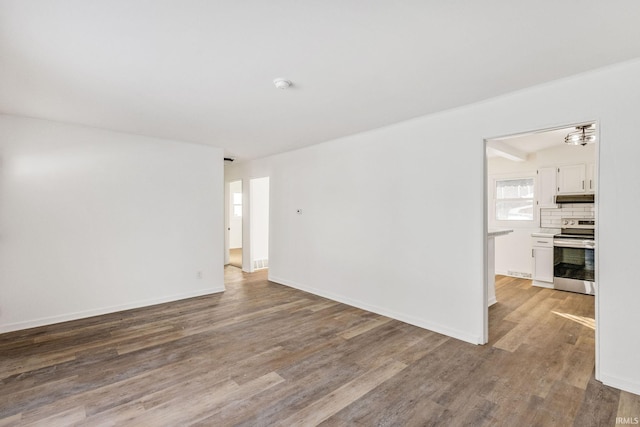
top-left (557, 164), bottom-right (588, 194)
top-left (538, 163), bottom-right (596, 203)
top-left (586, 163), bottom-right (596, 193)
top-left (537, 167), bottom-right (557, 207)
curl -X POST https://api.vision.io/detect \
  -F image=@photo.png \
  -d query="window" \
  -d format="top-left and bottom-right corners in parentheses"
top-left (495, 177), bottom-right (534, 221)
top-left (233, 192), bottom-right (242, 217)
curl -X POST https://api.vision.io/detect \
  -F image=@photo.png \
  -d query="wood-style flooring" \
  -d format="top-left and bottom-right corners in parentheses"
top-left (229, 248), bottom-right (242, 268)
top-left (1, 270), bottom-right (639, 426)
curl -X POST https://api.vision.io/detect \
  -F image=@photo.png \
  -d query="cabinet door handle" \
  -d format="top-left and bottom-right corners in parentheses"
top-left (582, 180), bottom-right (585, 189)
top-left (590, 179), bottom-right (593, 190)
top-left (532, 249), bottom-right (534, 257)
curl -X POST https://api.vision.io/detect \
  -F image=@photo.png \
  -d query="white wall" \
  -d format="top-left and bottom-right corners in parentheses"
top-left (235, 59), bottom-right (640, 396)
top-left (250, 177), bottom-right (269, 269)
top-left (229, 180), bottom-right (243, 249)
top-left (488, 143), bottom-right (596, 276)
top-left (0, 115), bottom-right (225, 332)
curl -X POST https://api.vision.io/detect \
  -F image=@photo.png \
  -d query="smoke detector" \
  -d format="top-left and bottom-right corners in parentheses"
top-left (273, 78), bottom-right (292, 89)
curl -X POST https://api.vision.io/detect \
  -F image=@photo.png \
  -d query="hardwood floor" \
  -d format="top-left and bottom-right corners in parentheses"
top-left (1, 271), bottom-right (638, 426)
top-left (229, 248), bottom-right (242, 268)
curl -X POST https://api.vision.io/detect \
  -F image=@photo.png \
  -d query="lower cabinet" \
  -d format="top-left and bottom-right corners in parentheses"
top-left (532, 236), bottom-right (554, 286)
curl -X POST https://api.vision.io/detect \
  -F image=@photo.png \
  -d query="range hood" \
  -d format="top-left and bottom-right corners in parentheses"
top-left (555, 194), bottom-right (595, 204)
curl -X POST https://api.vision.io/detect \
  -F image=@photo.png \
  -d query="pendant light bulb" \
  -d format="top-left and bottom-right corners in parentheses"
top-left (565, 124), bottom-right (596, 146)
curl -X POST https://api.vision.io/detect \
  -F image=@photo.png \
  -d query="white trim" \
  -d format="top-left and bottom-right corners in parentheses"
top-left (224, 180), bottom-right (230, 265)
top-left (225, 179), bottom-right (244, 267)
top-left (600, 373), bottom-right (640, 397)
top-left (484, 119), bottom-right (601, 382)
top-left (482, 142), bottom-right (489, 344)
top-left (268, 274), bottom-right (484, 345)
top-left (594, 122), bottom-right (601, 382)
top-left (0, 286), bottom-right (225, 334)
top-left (532, 281), bottom-right (554, 289)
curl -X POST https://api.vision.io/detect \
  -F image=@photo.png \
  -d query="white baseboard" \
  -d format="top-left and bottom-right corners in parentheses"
top-left (488, 297), bottom-right (497, 306)
top-left (268, 274), bottom-right (484, 345)
top-left (0, 286), bottom-right (225, 334)
top-left (532, 280), bottom-right (554, 289)
top-left (496, 270), bottom-right (533, 279)
top-left (600, 373), bottom-right (640, 397)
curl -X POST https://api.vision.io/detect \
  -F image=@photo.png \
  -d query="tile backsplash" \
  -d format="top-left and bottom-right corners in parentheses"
top-left (540, 203), bottom-right (595, 228)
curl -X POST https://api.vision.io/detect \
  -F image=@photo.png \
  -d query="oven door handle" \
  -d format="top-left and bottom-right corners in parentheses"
top-left (553, 239), bottom-right (595, 249)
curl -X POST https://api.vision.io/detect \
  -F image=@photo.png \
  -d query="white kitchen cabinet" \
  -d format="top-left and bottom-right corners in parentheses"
top-left (557, 164), bottom-right (586, 194)
top-left (536, 167), bottom-right (557, 208)
top-left (586, 163), bottom-right (596, 193)
top-left (532, 236), bottom-right (554, 287)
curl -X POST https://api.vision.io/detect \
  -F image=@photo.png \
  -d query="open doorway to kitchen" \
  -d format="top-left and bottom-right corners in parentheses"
top-left (483, 122), bottom-right (599, 378)
top-left (228, 180), bottom-right (243, 268)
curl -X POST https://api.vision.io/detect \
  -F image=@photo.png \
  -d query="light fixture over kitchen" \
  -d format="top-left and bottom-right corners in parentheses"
top-left (565, 124), bottom-right (596, 146)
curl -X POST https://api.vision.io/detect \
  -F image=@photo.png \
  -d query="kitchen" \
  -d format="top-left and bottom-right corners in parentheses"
top-left (486, 123), bottom-right (597, 302)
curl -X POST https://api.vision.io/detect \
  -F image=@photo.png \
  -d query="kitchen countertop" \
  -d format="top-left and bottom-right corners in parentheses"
top-left (488, 228), bottom-right (514, 237)
top-left (531, 228), bottom-right (561, 238)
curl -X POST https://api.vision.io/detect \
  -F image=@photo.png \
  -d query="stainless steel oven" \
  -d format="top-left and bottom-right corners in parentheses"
top-left (553, 218), bottom-right (595, 295)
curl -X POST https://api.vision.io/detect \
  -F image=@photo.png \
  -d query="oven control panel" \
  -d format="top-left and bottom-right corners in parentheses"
top-left (561, 218), bottom-right (595, 229)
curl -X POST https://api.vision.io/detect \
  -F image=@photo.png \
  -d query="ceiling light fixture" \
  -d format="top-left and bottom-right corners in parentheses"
top-left (565, 124), bottom-right (596, 146)
top-left (273, 78), bottom-right (292, 89)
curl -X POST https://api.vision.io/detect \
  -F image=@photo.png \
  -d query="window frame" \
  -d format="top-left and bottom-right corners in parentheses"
top-left (490, 173), bottom-right (537, 227)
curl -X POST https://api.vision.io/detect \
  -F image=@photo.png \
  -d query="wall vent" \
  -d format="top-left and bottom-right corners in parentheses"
top-left (507, 270), bottom-right (532, 279)
top-left (253, 259), bottom-right (269, 270)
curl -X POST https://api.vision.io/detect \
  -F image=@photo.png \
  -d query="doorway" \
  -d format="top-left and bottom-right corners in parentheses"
top-left (483, 122), bottom-right (599, 376)
top-left (249, 177), bottom-right (269, 271)
top-left (228, 180), bottom-right (243, 268)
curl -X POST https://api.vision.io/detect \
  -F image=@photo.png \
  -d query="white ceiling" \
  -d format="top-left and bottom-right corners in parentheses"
top-left (486, 126), bottom-right (579, 159)
top-left (2, 1), bottom-right (640, 161)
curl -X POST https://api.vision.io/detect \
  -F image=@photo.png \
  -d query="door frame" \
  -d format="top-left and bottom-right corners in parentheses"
top-left (482, 120), bottom-right (600, 379)
top-left (225, 179), bottom-right (243, 267)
